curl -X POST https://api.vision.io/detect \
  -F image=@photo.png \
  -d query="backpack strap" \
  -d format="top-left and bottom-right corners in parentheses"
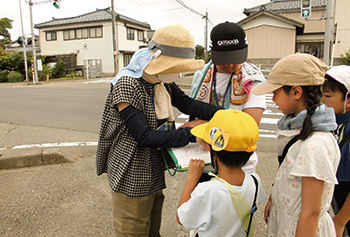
top-left (339, 124), bottom-right (350, 149)
top-left (209, 172), bottom-right (256, 237)
top-left (278, 135), bottom-right (300, 166)
top-left (246, 174), bottom-right (258, 237)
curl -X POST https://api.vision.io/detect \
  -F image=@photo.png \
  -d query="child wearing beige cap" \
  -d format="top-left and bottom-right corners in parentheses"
top-left (252, 53), bottom-right (340, 237)
top-left (177, 109), bottom-right (266, 237)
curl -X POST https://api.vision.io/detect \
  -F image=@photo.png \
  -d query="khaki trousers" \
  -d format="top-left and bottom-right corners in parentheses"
top-left (112, 190), bottom-right (164, 237)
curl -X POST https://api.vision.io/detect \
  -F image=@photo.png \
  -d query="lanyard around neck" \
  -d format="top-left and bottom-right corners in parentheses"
top-left (213, 68), bottom-right (233, 108)
top-left (140, 78), bottom-right (156, 108)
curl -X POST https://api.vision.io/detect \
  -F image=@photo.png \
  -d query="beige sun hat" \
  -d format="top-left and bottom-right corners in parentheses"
top-left (252, 53), bottom-right (329, 95)
top-left (144, 25), bottom-right (205, 75)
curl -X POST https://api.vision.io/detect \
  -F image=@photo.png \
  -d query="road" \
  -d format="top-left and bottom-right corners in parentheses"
top-left (0, 78), bottom-right (282, 236)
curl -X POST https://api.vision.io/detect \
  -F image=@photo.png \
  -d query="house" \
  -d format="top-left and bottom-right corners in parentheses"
top-left (239, 0), bottom-right (350, 68)
top-left (35, 8), bottom-right (151, 77)
top-left (6, 35), bottom-right (40, 53)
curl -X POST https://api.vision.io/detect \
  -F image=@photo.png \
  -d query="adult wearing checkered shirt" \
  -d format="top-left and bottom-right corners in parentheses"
top-left (95, 25), bottom-right (221, 237)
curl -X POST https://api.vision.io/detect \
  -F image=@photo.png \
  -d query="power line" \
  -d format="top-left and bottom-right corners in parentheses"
top-left (173, 0), bottom-right (204, 17)
top-left (173, 0), bottom-right (214, 26)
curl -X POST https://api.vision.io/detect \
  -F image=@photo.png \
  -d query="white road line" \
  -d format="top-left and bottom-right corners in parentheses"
top-left (259, 129), bottom-right (277, 134)
top-left (177, 114), bottom-right (189, 119)
top-left (259, 134), bottom-right (277, 138)
top-left (12, 142), bottom-right (98, 150)
top-left (0, 147), bottom-right (7, 151)
top-left (83, 79), bottom-right (111, 84)
top-left (260, 117), bottom-right (279, 124)
top-left (263, 110), bottom-right (283, 116)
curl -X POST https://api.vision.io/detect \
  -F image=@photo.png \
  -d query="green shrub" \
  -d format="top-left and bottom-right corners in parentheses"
top-left (340, 49), bottom-right (350, 65)
top-left (52, 60), bottom-right (66, 78)
top-left (7, 71), bottom-right (24, 82)
top-left (0, 70), bottom-right (9, 82)
top-left (38, 64), bottom-right (52, 81)
top-left (67, 72), bottom-right (76, 78)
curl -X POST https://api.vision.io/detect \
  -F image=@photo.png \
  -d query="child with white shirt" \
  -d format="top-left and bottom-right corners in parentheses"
top-left (177, 109), bottom-right (266, 237)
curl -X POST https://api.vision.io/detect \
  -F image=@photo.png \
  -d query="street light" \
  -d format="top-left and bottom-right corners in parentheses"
top-left (19, 0), bottom-right (29, 82)
top-left (25, 0), bottom-right (61, 84)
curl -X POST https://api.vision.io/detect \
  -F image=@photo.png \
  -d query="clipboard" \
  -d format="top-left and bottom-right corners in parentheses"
top-left (167, 143), bottom-right (211, 171)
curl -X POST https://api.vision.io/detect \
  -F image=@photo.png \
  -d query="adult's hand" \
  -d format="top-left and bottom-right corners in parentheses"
top-left (178, 119), bottom-right (207, 128)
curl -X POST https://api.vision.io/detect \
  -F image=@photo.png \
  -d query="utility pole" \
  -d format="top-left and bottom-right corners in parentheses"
top-left (323, 0), bottom-right (335, 66)
top-left (111, 0), bottom-right (117, 75)
top-left (28, 0), bottom-right (39, 84)
top-left (19, 0), bottom-right (29, 81)
top-left (204, 11), bottom-right (209, 62)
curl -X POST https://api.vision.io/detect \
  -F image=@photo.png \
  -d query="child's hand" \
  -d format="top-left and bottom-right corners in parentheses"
top-left (333, 215), bottom-right (346, 237)
top-left (188, 159), bottom-right (205, 182)
top-left (264, 194), bottom-right (272, 224)
top-left (196, 137), bottom-right (211, 151)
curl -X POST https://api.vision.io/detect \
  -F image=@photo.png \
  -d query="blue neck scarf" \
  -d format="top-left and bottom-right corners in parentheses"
top-left (111, 48), bottom-right (153, 85)
top-left (278, 104), bottom-right (337, 132)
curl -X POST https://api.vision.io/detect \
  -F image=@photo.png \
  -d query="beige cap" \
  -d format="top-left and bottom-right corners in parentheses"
top-left (252, 53), bottom-right (329, 95)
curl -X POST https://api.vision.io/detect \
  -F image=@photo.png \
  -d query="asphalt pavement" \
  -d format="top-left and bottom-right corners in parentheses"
top-left (0, 78), bottom-right (278, 237)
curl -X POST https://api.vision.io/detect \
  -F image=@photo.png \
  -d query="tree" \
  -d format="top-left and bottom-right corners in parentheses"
top-left (340, 49), bottom-right (350, 65)
top-left (195, 44), bottom-right (205, 60)
top-left (0, 17), bottom-right (13, 48)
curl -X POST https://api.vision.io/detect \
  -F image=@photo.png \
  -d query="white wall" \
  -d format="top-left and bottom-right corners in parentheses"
top-left (39, 20), bottom-right (149, 76)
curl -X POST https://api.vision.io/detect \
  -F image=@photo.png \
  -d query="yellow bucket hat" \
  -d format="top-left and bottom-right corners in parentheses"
top-left (191, 110), bottom-right (259, 152)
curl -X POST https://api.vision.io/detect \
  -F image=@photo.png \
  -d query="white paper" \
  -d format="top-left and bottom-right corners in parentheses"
top-left (169, 143), bottom-right (211, 169)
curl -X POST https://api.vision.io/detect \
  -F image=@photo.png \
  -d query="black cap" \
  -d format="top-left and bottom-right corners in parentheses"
top-left (210, 21), bottom-right (248, 65)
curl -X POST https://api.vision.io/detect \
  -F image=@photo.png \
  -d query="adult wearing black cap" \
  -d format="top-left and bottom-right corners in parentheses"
top-left (190, 21), bottom-right (267, 173)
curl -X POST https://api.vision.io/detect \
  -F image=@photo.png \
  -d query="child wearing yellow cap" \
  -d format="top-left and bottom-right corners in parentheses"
top-left (176, 109), bottom-right (266, 237)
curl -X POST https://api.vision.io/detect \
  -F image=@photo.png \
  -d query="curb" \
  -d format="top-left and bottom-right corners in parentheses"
top-left (0, 145), bottom-right (98, 170)
top-left (0, 148), bottom-right (72, 170)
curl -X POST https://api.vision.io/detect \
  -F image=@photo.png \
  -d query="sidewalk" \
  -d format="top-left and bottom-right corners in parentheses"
top-left (0, 122), bottom-right (191, 237)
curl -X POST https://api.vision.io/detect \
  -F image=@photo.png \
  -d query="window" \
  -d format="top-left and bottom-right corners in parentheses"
top-left (123, 53), bottom-right (133, 67)
top-left (127, 28), bottom-right (135, 40)
top-left (58, 55), bottom-right (76, 69)
top-left (89, 27), bottom-right (102, 38)
top-left (63, 29), bottom-right (75, 40)
top-left (76, 28), bottom-right (88, 39)
top-left (137, 30), bottom-right (144, 42)
top-left (62, 26), bottom-right (102, 41)
top-left (296, 42), bottom-right (324, 58)
top-left (45, 31), bottom-right (57, 41)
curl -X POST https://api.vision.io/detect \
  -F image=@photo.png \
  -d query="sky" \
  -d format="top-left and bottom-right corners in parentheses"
top-left (2, 0), bottom-right (268, 46)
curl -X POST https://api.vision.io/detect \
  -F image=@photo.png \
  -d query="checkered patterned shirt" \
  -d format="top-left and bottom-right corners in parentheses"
top-left (96, 76), bottom-right (177, 197)
top-left (96, 76), bottom-right (220, 197)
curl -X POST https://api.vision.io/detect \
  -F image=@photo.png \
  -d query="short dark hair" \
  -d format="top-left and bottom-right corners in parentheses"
top-left (211, 148), bottom-right (252, 168)
top-left (323, 75), bottom-right (348, 99)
